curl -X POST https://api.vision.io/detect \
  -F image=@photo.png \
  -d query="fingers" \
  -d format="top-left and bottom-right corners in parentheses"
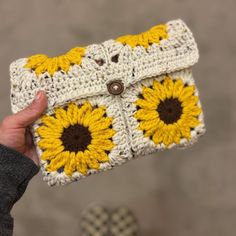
top-left (9, 90), bottom-right (48, 128)
top-left (25, 130), bottom-right (40, 165)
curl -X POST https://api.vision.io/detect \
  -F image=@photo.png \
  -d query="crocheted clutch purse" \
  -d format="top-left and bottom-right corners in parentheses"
top-left (9, 19), bottom-right (205, 186)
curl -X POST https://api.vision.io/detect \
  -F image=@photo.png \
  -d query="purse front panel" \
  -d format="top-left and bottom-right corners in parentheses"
top-left (121, 69), bottom-right (205, 157)
top-left (31, 95), bottom-right (132, 186)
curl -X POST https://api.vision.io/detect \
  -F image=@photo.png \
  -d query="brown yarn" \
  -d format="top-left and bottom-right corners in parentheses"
top-left (61, 124), bottom-right (92, 152)
top-left (157, 98), bottom-right (182, 124)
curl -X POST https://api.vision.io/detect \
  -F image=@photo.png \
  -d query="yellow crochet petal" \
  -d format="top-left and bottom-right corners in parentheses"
top-left (84, 150), bottom-right (100, 170)
top-left (34, 60), bottom-right (48, 76)
top-left (40, 115), bottom-right (64, 133)
top-left (91, 129), bottom-right (116, 140)
top-left (89, 117), bottom-right (113, 132)
top-left (81, 107), bottom-right (93, 127)
top-left (125, 36), bottom-right (137, 48)
top-left (36, 126), bottom-right (62, 138)
top-left (66, 102), bottom-right (79, 126)
top-left (138, 33), bottom-right (149, 48)
top-left (77, 101), bottom-right (93, 125)
top-left (172, 79), bottom-right (184, 98)
top-left (58, 55), bottom-right (71, 72)
top-left (24, 54), bottom-right (48, 69)
top-left (116, 35), bottom-right (131, 44)
top-left (116, 24), bottom-right (168, 48)
top-left (75, 151), bottom-right (88, 175)
top-left (139, 118), bottom-right (160, 132)
top-left (46, 152), bottom-right (67, 172)
top-left (182, 96), bottom-right (199, 109)
top-left (41, 145), bottom-right (65, 161)
top-left (183, 105), bottom-right (202, 116)
top-left (149, 24), bottom-right (168, 43)
top-left (66, 47), bottom-right (85, 64)
top-left (47, 58), bottom-right (59, 76)
top-left (54, 107), bottom-right (71, 128)
top-left (88, 147), bottom-right (110, 163)
top-left (188, 116), bottom-right (200, 128)
top-left (152, 124), bottom-right (171, 147)
top-left (142, 86), bottom-right (160, 104)
top-left (152, 127), bottom-right (165, 144)
top-left (161, 124), bottom-right (178, 146)
top-left (87, 159), bottom-right (100, 170)
top-left (91, 139), bottom-right (115, 151)
top-left (163, 134), bottom-right (174, 147)
top-left (153, 80), bottom-right (166, 101)
top-left (176, 119), bottom-right (191, 139)
top-left (163, 77), bottom-right (174, 98)
top-left (181, 114), bottom-right (200, 128)
top-left (64, 152), bottom-right (76, 176)
top-left (98, 152), bottom-right (110, 163)
top-left (66, 54), bottom-right (82, 65)
top-left (134, 109), bottom-right (158, 121)
top-left (37, 138), bottom-right (63, 150)
top-left (135, 98), bottom-right (158, 110)
top-left (144, 126), bottom-right (158, 138)
top-left (67, 47), bottom-right (86, 57)
top-left (83, 106), bottom-right (106, 126)
top-left (180, 126), bottom-right (191, 139)
top-left (179, 85), bottom-right (195, 102)
top-left (173, 129), bottom-right (181, 144)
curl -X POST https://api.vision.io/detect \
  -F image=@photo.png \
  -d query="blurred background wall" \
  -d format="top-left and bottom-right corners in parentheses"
top-left (0, 0), bottom-right (235, 235)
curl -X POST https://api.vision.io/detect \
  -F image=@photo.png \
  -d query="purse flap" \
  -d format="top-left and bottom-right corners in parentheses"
top-left (9, 19), bottom-right (199, 113)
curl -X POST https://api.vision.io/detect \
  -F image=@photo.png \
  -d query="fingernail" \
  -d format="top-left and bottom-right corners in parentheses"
top-left (34, 91), bottom-right (42, 101)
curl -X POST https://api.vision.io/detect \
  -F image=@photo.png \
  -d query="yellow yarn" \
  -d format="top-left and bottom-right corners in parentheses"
top-left (36, 101), bottom-right (116, 176)
top-left (116, 24), bottom-right (168, 48)
top-left (134, 77), bottom-right (202, 147)
top-left (24, 47), bottom-right (86, 76)
top-left (24, 24), bottom-right (167, 76)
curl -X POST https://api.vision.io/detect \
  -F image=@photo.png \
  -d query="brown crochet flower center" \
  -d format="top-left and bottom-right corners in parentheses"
top-left (157, 98), bottom-right (183, 124)
top-left (61, 124), bottom-right (92, 152)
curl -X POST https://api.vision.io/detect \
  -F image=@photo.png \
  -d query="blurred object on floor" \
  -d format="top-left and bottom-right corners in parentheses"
top-left (81, 204), bottom-right (110, 236)
top-left (80, 203), bottom-right (139, 236)
top-left (110, 206), bottom-right (139, 236)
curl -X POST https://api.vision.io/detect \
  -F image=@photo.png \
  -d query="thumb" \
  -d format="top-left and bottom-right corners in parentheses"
top-left (11, 90), bottom-right (48, 128)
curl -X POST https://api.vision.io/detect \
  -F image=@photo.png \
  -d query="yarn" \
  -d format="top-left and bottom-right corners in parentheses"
top-left (36, 101), bottom-right (115, 176)
top-left (9, 19), bottom-right (205, 186)
top-left (134, 77), bottom-right (202, 146)
top-left (23, 24), bottom-right (167, 78)
top-left (116, 24), bottom-right (168, 48)
top-left (24, 47), bottom-right (86, 76)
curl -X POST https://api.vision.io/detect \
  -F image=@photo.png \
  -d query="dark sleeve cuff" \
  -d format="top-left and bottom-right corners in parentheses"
top-left (0, 143), bottom-right (39, 215)
top-left (0, 213), bottom-right (13, 236)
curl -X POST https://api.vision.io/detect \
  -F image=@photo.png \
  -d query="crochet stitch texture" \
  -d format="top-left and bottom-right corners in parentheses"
top-left (9, 19), bottom-right (205, 186)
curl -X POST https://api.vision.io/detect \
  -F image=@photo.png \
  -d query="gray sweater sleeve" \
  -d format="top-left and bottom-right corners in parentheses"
top-left (0, 144), bottom-right (39, 236)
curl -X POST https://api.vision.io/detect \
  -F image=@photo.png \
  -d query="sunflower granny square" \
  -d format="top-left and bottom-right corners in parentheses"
top-left (9, 19), bottom-right (206, 186)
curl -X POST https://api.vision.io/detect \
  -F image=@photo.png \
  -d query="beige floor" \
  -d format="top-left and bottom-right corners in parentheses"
top-left (0, 0), bottom-right (236, 235)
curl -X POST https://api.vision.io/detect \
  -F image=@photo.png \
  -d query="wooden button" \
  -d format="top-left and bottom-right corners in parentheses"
top-left (107, 80), bottom-right (124, 95)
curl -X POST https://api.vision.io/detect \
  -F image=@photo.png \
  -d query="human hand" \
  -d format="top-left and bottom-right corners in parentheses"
top-left (0, 90), bottom-right (48, 165)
